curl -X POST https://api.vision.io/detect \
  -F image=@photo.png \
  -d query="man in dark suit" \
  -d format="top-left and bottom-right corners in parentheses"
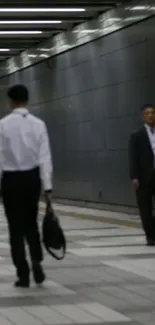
top-left (129, 105), bottom-right (155, 246)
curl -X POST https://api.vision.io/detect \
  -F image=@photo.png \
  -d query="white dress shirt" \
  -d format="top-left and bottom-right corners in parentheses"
top-left (145, 123), bottom-right (155, 167)
top-left (0, 108), bottom-right (53, 191)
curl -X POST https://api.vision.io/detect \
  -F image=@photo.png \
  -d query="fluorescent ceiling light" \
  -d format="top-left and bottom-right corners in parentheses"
top-left (0, 20), bottom-right (62, 24)
top-left (73, 29), bottom-right (99, 33)
top-left (0, 48), bottom-right (10, 51)
top-left (81, 29), bottom-right (99, 33)
top-left (129, 6), bottom-right (149, 10)
top-left (28, 54), bottom-right (37, 58)
top-left (0, 31), bottom-right (42, 34)
top-left (0, 8), bottom-right (85, 12)
top-left (106, 18), bottom-right (121, 21)
top-left (125, 15), bottom-right (147, 21)
top-left (39, 54), bottom-right (49, 58)
top-left (39, 48), bottom-right (51, 51)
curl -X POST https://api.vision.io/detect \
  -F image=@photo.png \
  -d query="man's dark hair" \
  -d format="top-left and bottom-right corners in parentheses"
top-left (141, 104), bottom-right (154, 111)
top-left (7, 84), bottom-right (29, 103)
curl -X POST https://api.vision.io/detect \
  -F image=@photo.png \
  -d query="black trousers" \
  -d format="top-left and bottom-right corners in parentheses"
top-left (136, 173), bottom-right (155, 241)
top-left (1, 167), bottom-right (43, 280)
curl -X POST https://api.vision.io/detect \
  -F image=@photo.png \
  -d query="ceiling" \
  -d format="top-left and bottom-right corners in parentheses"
top-left (0, 0), bottom-right (123, 60)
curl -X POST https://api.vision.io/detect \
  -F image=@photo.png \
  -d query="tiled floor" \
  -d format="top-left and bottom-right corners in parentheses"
top-left (0, 203), bottom-right (154, 324)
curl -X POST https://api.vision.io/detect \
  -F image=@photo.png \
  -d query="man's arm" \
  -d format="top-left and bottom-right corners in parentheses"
top-left (39, 122), bottom-right (53, 197)
top-left (128, 132), bottom-right (139, 186)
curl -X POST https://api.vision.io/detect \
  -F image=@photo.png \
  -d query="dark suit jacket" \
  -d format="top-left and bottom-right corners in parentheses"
top-left (129, 126), bottom-right (154, 184)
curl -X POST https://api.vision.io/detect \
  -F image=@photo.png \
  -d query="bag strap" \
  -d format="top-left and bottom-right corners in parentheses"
top-left (46, 243), bottom-right (66, 260)
top-left (45, 198), bottom-right (54, 215)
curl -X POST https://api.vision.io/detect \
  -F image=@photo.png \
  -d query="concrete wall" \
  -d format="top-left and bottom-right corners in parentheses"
top-left (0, 16), bottom-right (154, 207)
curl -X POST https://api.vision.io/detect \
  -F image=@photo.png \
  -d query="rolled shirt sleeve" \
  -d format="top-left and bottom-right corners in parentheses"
top-left (39, 122), bottom-right (53, 191)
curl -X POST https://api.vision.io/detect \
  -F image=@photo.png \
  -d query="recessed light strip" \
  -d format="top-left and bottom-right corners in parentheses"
top-left (38, 48), bottom-right (51, 51)
top-left (0, 20), bottom-right (62, 24)
top-left (0, 48), bottom-right (10, 51)
top-left (28, 54), bottom-right (37, 58)
top-left (128, 6), bottom-right (149, 10)
top-left (0, 31), bottom-right (42, 34)
top-left (0, 8), bottom-right (85, 12)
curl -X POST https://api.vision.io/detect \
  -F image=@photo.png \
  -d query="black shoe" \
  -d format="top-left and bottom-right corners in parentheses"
top-left (32, 262), bottom-right (45, 284)
top-left (147, 239), bottom-right (155, 246)
top-left (14, 279), bottom-right (30, 288)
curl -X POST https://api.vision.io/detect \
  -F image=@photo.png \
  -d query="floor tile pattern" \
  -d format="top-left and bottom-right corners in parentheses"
top-left (0, 203), bottom-right (153, 324)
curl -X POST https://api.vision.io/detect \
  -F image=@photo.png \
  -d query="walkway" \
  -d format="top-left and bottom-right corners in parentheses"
top-left (0, 202), bottom-right (154, 325)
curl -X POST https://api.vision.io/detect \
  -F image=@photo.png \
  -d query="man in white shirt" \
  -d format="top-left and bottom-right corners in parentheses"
top-left (0, 84), bottom-right (53, 288)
